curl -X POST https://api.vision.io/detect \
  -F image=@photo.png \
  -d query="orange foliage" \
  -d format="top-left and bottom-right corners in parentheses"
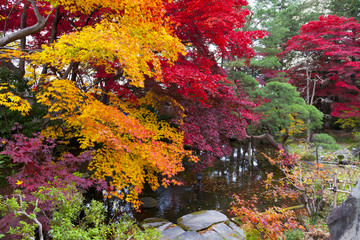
top-left (37, 79), bottom-right (196, 208)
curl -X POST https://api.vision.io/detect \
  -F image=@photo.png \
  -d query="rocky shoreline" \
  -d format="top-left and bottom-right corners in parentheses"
top-left (141, 210), bottom-right (246, 240)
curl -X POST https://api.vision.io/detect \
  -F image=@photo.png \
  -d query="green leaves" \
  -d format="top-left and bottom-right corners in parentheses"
top-left (1, 186), bottom-right (161, 239)
top-left (253, 82), bottom-right (323, 138)
top-left (312, 133), bottom-right (339, 150)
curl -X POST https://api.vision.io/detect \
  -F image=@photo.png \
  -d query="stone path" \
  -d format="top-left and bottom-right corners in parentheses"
top-left (141, 210), bottom-right (246, 240)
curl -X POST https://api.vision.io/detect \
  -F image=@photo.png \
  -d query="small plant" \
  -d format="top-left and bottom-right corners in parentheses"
top-left (0, 154), bottom-right (16, 181)
top-left (312, 133), bottom-right (339, 163)
top-left (283, 229), bottom-right (305, 240)
top-left (230, 194), bottom-right (304, 240)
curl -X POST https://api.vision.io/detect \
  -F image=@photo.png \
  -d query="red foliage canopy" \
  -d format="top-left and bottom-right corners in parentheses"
top-left (283, 15), bottom-right (360, 118)
top-left (150, 0), bottom-right (265, 169)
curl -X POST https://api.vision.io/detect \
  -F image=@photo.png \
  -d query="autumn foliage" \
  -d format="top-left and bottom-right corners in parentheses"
top-left (284, 15), bottom-right (360, 119)
top-left (264, 149), bottom-right (330, 217)
top-left (230, 194), bottom-right (304, 240)
top-left (0, 0), bottom-right (267, 207)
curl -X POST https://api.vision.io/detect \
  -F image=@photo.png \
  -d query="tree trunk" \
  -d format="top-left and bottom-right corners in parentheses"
top-left (19, 2), bottom-right (30, 75)
top-left (247, 138), bottom-right (252, 165)
top-left (245, 133), bottom-right (283, 151)
top-left (0, 1), bottom-right (51, 47)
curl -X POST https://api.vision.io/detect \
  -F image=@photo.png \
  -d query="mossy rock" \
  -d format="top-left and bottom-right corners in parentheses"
top-left (139, 197), bottom-right (158, 208)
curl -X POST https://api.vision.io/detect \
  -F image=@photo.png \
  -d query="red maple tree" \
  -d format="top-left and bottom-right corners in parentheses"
top-left (149, 0), bottom-right (266, 169)
top-left (283, 15), bottom-right (360, 119)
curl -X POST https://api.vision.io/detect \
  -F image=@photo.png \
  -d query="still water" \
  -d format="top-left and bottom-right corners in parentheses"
top-left (133, 144), bottom-right (283, 223)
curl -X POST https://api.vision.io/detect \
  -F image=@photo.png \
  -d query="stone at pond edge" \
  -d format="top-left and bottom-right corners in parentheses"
top-left (140, 218), bottom-right (168, 229)
top-left (177, 210), bottom-right (229, 231)
top-left (327, 178), bottom-right (360, 239)
top-left (201, 230), bottom-right (223, 240)
top-left (226, 221), bottom-right (246, 239)
top-left (140, 197), bottom-right (158, 208)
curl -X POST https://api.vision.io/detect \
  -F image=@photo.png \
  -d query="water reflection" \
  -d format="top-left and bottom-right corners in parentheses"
top-left (133, 143), bottom-right (281, 223)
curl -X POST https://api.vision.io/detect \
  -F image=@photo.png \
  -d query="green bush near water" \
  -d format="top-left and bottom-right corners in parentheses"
top-left (0, 186), bottom-right (160, 240)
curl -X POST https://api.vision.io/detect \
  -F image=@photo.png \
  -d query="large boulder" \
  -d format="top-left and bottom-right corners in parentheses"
top-left (327, 179), bottom-right (360, 239)
top-left (177, 210), bottom-right (228, 231)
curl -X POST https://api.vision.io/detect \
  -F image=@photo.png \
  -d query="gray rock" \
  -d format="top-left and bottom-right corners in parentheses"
top-left (200, 230), bottom-right (224, 240)
top-left (140, 197), bottom-right (158, 208)
top-left (162, 226), bottom-right (185, 239)
top-left (352, 147), bottom-right (360, 157)
top-left (327, 178), bottom-right (360, 239)
top-left (157, 222), bottom-right (174, 232)
top-left (174, 231), bottom-right (205, 240)
top-left (212, 222), bottom-right (240, 240)
top-left (335, 149), bottom-right (351, 155)
top-left (226, 221), bottom-right (246, 239)
top-left (177, 210), bottom-right (229, 231)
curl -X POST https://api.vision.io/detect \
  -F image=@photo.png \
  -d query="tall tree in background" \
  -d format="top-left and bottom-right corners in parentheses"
top-left (327, 0), bottom-right (360, 20)
top-left (243, 0), bottom-right (324, 83)
top-left (142, 0), bottom-right (266, 171)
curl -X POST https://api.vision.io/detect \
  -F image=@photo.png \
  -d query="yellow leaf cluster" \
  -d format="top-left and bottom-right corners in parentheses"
top-left (30, 0), bottom-right (185, 87)
top-left (0, 49), bottom-right (26, 63)
top-left (280, 113), bottom-right (306, 136)
top-left (0, 83), bottom-right (31, 115)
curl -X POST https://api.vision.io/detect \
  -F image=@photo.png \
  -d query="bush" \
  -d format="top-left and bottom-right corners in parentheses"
top-left (300, 153), bottom-right (316, 162)
top-left (283, 229), bottom-right (304, 240)
top-left (0, 186), bottom-right (160, 240)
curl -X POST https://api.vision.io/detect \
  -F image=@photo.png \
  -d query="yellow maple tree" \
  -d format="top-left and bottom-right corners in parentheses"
top-left (1, 0), bottom-right (192, 206)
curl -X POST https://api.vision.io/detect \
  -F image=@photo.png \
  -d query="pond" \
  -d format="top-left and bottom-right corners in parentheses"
top-left (133, 143), bottom-right (284, 223)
